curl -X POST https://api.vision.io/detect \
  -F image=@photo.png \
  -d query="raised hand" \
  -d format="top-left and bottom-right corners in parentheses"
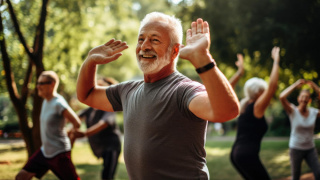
top-left (295, 79), bottom-right (307, 88)
top-left (235, 54), bottom-right (244, 75)
top-left (271, 46), bottom-right (280, 63)
top-left (87, 39), bottom-right (128, 65)
top-left (179, 18), bottom-right (211, 67)
top-left (306, 80), bottom-right (320, 92)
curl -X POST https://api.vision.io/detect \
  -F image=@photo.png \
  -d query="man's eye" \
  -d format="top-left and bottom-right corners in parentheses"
top-left (138, 38), bottom-right (144, 42)
top-left (153, 39), bottom-right (160, 42)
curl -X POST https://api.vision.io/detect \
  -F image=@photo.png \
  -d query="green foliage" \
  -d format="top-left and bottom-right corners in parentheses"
top-left (132, 0), bottom-right (175, 20)
top-left (176, 0), bottom-right (320, 84)
top-left (174, 0), bottom-right (320, 135)
top-left (0, 120), bottom-right (20, 133)
top-left (0, 95), bottom-right (18, 124)
top-left (2, 0), bottom-right (320, 138)
top-left (267, 110), bottom-right (291, 137)
top-left (43, 0), bottom-right (142, 96)
top-left (0, 0), bottom-right (41, 94)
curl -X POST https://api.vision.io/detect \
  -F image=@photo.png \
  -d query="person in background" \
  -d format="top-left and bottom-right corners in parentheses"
top-left (230, 47), bottom-right (280, 180)
top-left (279, 79), bottom-right (320, 180)
top-left (71, 77), bottom-right (122, 180)
top-left (209, 53), bottom-right (245, 136)
top-left (76, 12), bottom-right (240, 179)
top-left (16, 71), bottom-right (81, 180)
top-left (229, 53), bottom-right (245, 89)
top-left (224, 53), bottom-right (245, 135)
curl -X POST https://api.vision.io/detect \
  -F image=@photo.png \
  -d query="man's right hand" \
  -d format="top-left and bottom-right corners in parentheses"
top-left (87, 39), bottom-right (128, 65)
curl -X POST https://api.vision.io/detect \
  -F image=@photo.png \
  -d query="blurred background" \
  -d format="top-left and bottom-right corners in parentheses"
top-left (0, 0), bottom-right (320, 179)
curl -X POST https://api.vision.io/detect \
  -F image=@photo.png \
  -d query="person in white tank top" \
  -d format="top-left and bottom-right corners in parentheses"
top-left (280, 79), bottom-right (320, 180)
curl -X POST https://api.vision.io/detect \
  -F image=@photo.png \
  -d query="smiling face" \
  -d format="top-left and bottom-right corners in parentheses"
top-left (136, 21), bottom-right (174, 74)
top-left (297, 90), bottom-right (311, 107)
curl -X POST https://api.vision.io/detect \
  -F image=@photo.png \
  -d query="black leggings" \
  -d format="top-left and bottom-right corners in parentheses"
top-left (290, 148), bottom-right (320, 180)
top-left (230, 145), bottom-right (270, 180)
top-left (101, 150), bottom-right (121, 180)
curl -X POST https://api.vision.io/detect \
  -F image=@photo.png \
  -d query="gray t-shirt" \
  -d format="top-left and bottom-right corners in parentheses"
top-left (288, 106), bottom-right (319, 150)
top-left (40, 94), bottom-right (71, 158)
top-left (106, 71), bottom-right (209, 180)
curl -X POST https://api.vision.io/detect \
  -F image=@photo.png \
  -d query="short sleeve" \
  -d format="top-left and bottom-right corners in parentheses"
top-left (310, 107), bottom-right (319, 116)
top-left (106, 84), bottom-right (124, 111)
top-left (106, 81), bottom-right (142, 112)
top-left (177, 80), bottom-right (206, 120)
top-left (56, 96), bottom-right (70, 115)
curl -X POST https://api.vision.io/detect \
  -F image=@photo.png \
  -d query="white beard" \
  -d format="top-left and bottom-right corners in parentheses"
top-left (137, 50), bottom-right (172, 74)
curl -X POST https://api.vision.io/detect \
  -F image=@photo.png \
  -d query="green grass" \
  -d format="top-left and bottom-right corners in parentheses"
top-left (0, 137), bottom-right (319, 180)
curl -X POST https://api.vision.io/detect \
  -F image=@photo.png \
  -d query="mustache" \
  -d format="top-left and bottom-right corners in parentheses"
top-left (138, 50), bottom-right (157, 56)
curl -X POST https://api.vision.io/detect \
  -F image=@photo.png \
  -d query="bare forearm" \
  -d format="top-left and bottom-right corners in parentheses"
top-left (268, 61), bottom-right (279, 95)
top-left (199, 65), bottom-right (240, 121)
top-left (309, 81), bottom-right (320, 93)
top-left (77, 59), bottom-right (97, 103)
top-left (85, 121), bottom-right (107, 136)
top-left (63, 109), bottom-right (81, 129)
top-left (229, 70), bottom-right (243, 89)
top-left (280, 80), bottom-right (301, 99)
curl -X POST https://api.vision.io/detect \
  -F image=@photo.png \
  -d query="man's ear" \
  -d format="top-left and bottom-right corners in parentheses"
top-left (171, 43), bottom-right (180, 60)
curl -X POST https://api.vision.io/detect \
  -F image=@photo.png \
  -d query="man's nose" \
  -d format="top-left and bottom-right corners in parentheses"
top-left (141, 39), bottom-right (152, 51)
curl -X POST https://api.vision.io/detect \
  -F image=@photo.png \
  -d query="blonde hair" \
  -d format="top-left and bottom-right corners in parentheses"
top-left (240, 77), bottom-right (268, 113)
top-left (40, 71), bottom-right (59, 92)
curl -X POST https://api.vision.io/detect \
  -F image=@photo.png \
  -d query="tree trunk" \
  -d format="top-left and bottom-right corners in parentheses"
top-left (0, 0), bottom-right (49, 157)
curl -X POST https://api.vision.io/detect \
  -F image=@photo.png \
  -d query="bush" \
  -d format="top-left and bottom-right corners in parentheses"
top-left (267, 110), bottom-right (291, 136)
top-left (0, 121), bottom-right (20, 133)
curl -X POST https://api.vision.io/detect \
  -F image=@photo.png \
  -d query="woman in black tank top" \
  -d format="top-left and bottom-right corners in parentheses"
top-left (230, 47), bottom-right (280, 180)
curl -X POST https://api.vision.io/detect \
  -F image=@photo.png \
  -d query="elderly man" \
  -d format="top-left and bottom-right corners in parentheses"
top-left (16, 71), bottom-right (81, 180)
top-left (77, 12), bottom-right (239, 179)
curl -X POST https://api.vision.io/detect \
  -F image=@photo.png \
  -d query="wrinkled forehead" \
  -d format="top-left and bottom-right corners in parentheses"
top-left (139, 21), bottom-right (171, 36)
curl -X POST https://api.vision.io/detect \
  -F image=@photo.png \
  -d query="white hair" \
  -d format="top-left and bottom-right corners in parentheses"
top-left (139, 12), bottom-right (183, 47)
top-left (138, 12), bottom-right (183, 70)
top-left (240, 77), bottom-right (268, 113)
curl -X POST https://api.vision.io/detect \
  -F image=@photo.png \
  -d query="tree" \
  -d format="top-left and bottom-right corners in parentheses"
top-left (0, 0), bottom-right (49, 156)
top-left (176, 0), bottom-right (320, 86)
top-left (0, 0), bottom-right (147, 157)
top-left (174, 0), bottom-right (320, 136)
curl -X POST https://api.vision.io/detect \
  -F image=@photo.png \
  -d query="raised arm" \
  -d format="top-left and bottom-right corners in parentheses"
top-left (229, 53), bottom-right (245, 89)
top-left (306, 80), bottom-right (320, 117)
top-left (76, 39), bottom-right (128, 111)
top-left (179, 18), bottom-right (240, 122)
top-left (279, 79), bottom-right (306, 114)
top-left (306, 80), bottom-right (320, 95)
top-left (253, 47), bottom-right (280, 118)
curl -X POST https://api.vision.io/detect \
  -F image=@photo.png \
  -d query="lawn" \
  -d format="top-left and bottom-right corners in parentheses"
top-left (0, 137), bottom-right (319, 180)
